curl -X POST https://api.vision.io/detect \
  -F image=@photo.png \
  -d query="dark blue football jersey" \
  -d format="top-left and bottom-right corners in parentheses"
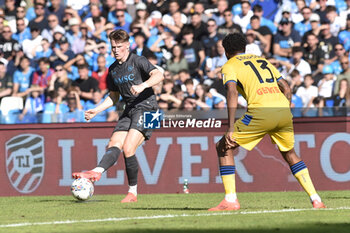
top-left (107, 53), bottom-right (157, 104)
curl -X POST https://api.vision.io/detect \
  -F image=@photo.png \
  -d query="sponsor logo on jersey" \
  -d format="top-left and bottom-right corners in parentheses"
top-left (112, 73), bottom-right (135, 85)
top-left (5, 134), bottom-right (45, 193)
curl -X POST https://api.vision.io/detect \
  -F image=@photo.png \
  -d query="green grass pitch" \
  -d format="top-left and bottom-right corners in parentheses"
top-left (0, 191), bottom-right (349, 233)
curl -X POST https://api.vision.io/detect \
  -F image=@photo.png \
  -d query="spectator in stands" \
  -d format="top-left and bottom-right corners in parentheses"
top-left (302, 13), bottom-right (321, 46)
top-left (184, 79), bottom-right (196, 98)
top-left (331, 78), bottom-right (348, 108)
top-left (65, 18), bottom-right (82, 48)
top-left (32, 57), bottom-right (54, 92)
top-left (188, 13), bottom-right (208, 42)
top-left (217, 9), bottom-right (242, 36)
top-left (71, 23), bottom-right (89, 55)
top-left (114, 10), bottom-right (131, 33)
top-left (28, 3), bottom-right (48, 33)
top-left (210, 0), bottom-right (228, 26)
top-left (22, 26), bottom-right (42, 59)
top-left (162, 0), bottom-right (187, 27)
top-left (194, 84), bottom-right (211, 110)
top-left (340, 1), bottom-right (350, 30)
top-left (108, 0), bottom-right (133, 25)
top-left (201, 19), bottom-right (224, 58)
top-left (248, 15), bottom-right (272, 55)
top-left (318, 19), bottom-right (339, 64)
top-left (165, 11), bottom-right (184, 40)
top-left (47, 64), bottom-right (72, 96)
top-left (273, 17), bottom-right (301, 61)
top-left (194, 2), bottom-right (209, 23)
top-left (49, 36), bottom-right (75, 67)
top-left (333, 56), bottom-right (350, 95)
top-left (166, 44), bottom-right (188, 78)
top-left (132, 32), bottom-right (154, 58)
top-left (251, 4), bottom-right (277, 34)
top-left (63, 88), bottom-right (84, 123)
top-left (91, 55), bottom-right (109, 96)
top-left (34, 38), bottom-right (53, 60)
top-left (181, 26), bottom-right (205, 79)
top-left (7, 6), bottom-right (28, 33)
top-left (63, 53), bottom-right (88, 81)
top-left (326, 5), bottom-right (342, 37)
top-left (290, 69), bottom-right (304, 95)
top-left (338, 14), bottom-right (350, 52)
top-left (84, 3), bottom-right (105, 32)
top-left (314, 0), bottom-right (328, 22)
top-left (181, 96), bottom-right (198, 111)
top-left (84, 89), bottom-right (117, 122)
top-left (72, 64), bottom-right (98, 102)
top-left (245, 30), bottom-right (262, 56)
top-left (278, 46), bottom-right (312, 78)
top-left (4, 0), bottom-right (16, 22)
top-left (0, 25), bottom-right (21, 62)
top-left (18, 87), bottom-right (44, 123)
top-left (42, 14), bottom-right (66, 43)
top-left (129, 3), bottom-right (151, 38)
top-left (176, 69), bottom-right (199, 92)
top-left (0, 61), bottom-right (13, 99)
top-left (296, 74), bottom-right (318, 108)
top-left (0, 48), bottom-right (7, 67)
top-left (47, 0), bottom-right (66, 24)
top-left (330, 43), bottom-right (347, 75)
top-left (156, 79), bottom-right (181, 110)
top-left (303, 33), bottom-right (325, 82)
top-left (205, 39), bottom-right (227, 81)
top-left (318, 65), bottom-right (336, 98)
top-left (233, 0), bottom-right (253, 33)
top-left (66, 0), bottom-right (91, 12)
top-left (12, 56), bottom-right (35, 98)
top-left (294, 6), bottom-right (312, 37)
top-left (90, 41), bottom-right (114, 72)
top-left (0, 14), bottom-right (5, 35)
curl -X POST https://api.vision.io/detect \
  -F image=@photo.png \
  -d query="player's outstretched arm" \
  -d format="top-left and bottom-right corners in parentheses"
top-left (85, 91), bottom-right (120, 121)
top-left (225, 82), bottom-right (238, 149)
top-left (277, 78), bottom-right (292, 105)
top-left (130, 69), bottom-right (164, 96)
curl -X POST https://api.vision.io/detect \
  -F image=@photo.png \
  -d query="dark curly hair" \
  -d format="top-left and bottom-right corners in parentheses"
top-left (222, 33), bottom-right (247, 57)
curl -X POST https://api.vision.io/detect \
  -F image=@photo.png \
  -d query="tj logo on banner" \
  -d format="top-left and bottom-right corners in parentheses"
top-left (5, 134), bottom-right (45, 194)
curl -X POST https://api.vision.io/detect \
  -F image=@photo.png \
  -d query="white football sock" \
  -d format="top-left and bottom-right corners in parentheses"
top-left (92, 167), bottom-right (105, 173)
top-left (310, 194), bottom-right (321, 202)
top-left (128, 185), bottom-right (137, 196)
top-left (225, 193), bottom-right (237, 202)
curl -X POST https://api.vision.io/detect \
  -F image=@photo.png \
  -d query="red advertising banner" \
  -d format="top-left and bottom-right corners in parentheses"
top-left (0, 117), bottom-right (349, 197)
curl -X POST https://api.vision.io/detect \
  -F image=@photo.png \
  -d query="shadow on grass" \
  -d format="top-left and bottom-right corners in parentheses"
top-left (36, 199), bottom-right (109, 203)
top-left (125, 207), bottom-right (208, 211)
top-left (94, 223), bottom-right (350, 233)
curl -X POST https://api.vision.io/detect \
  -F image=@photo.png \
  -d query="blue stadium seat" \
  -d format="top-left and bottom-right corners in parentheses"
top-left (3, 109), bottom-right (21, 124)
top-left (42, 102), bottom-right (57, 123)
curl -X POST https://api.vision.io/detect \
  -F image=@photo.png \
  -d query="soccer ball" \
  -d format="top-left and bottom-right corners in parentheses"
top-left (71, 178), bottom-right (94, 201)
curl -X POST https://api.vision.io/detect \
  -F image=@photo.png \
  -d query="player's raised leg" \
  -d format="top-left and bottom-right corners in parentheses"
top-left (120, 129), bottom-right (145, 203)
top-left (281, 148), bottom-right (326, 208)
top-left (209, 136), bottom-right (240, 211)
top-left (72, 131), bottom-right (128, 182)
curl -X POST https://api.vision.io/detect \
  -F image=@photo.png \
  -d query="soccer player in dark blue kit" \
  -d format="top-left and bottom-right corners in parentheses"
top-left (72, 29), bottom-right (164, 203)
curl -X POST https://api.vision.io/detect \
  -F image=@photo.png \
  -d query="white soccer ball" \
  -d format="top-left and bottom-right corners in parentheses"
top-left (71, 178), bottom-right (94, 201)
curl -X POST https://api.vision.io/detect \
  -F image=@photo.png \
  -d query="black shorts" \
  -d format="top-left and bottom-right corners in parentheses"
top-left (113, 99), bottom-right (158, 140)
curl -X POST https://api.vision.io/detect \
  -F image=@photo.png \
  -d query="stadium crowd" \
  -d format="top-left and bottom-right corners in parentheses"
top-left (0, 0), bottom-right (350, 123)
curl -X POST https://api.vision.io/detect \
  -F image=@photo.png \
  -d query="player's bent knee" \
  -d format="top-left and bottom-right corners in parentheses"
top-left (122, 144), bottom-right (137, 157)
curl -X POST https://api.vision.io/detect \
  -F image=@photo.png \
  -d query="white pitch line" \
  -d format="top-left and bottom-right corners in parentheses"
top-left (1, 207), bottom-right (349, 228)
